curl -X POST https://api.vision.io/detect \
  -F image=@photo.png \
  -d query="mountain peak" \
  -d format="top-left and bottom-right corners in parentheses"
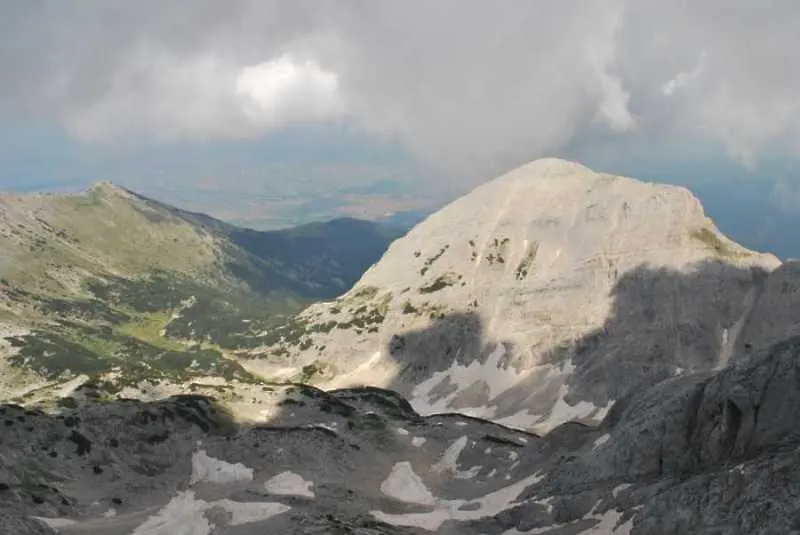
top-left (504, 156), bottom-right (592, 178)
top-left (87, 180), bottom-right (131, 197)
top-left (247, 159), bottom-right (781, 433)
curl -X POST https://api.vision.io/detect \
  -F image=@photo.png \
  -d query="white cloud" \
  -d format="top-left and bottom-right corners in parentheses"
top-left (3, 1), bottom-right (800, 178)
top-left (585, 6), bottom-right (635, 132)
top-left (662, 51), bottom-right (706, 96)
top-left (235, 55), bottom-right (344, 127)
top-left (63, 50), bottom-right (343, 144)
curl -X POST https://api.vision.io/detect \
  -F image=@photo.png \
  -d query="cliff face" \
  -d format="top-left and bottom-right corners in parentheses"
top-left (249, 158), bottom-right (781, 433)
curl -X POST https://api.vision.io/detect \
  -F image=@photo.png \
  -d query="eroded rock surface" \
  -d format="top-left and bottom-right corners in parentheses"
top-left (245, 158), bottom-right (783, 434)
top-left (3, 337), bottom-right (800, 534)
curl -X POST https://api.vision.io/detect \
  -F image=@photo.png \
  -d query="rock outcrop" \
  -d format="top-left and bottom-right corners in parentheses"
top-left (246, 158), bottom-right (782, 434)
top-left (3, 334), bottom-right (800, 533)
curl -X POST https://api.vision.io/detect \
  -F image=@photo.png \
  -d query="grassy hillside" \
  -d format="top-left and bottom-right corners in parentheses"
top-left (0, 182), bottom-right (402, 393)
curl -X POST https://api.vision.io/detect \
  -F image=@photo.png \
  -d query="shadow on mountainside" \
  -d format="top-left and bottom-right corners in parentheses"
top-left (5, 259), bottom-right (800, 533)
top-left (0, 382), bottom-right (539, 534)
top-left (378, 258), bottom-right (785, 427)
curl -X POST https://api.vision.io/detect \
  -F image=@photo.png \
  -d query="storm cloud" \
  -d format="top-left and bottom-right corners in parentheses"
top-left (2, 0), bottom-right (799, 180)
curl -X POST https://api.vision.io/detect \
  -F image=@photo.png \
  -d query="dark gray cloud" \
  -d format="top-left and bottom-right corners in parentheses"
top-left (1, 1), bottom-right (799, 181)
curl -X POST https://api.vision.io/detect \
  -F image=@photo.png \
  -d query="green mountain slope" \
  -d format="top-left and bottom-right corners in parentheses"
top-left (0, 182), bottom-right (402, 396)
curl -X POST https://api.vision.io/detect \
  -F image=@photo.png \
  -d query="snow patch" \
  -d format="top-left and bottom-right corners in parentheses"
top-left (131, 491), bottom-right (290, 534)
top-left (32, 517), bottom-right (77, 529)
top-left (500, 507), bottom-right (632, 534)
top-left (190, 450), bottom-right (254, 485)
top-left (430, 435), bottom-right (479, 479)
top-left (411, 436), bottom-right (426, 447)
top-left (541, 385), bottom-right (609, 432)
top-left (213, 499), bottom-right (292, 526)
top-left (593, 433), bottom-right (610, 450)
top-left (494, 410), bottom-right (543, 429)
top-left (380, 462), bottom-right (438, 505)
top-left (264, 471), bottom-right (315, 498)
top-left (372, 470), bottom-right (546, 531)
top-left (131, 491), bottom-right (212, 535)
top-left (612, 484), bottom-right (631, 498)
top-left (410, 343), bottom-right (529, 419)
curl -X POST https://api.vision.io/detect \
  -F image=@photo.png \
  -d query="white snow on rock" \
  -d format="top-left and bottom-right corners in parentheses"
top-left (431, 436), bottom-right (469, 474)
top-left (410, 343), bottom-right (524, 418)
top-left (500, 507), bottom-right (632, 534)
top-left (31, 517), bottom-right (77, 529)
top-left (612, 484), bottom-right (632, 498)
top-left (264, 471), bottom-right (316, 498)
top-left (593, 433), bottom-right (610, 450)
top-left (547, 386), bottom-right (610, 430)
top-left (131, 491), bottom-right (213, 535)
top-left (430, 436), bottom-right (480, 479)
top-left (213, 499), bottom-right (292, 526)
top-left (190, 450), bottom-right (254, 485)
top-left (131, 491), bottom-right (290, 535)
top-left (411, 436), bottom-right (426, 447)
top-left (380, 462), bottom-right (438, 505)
top-left (372, 470), bottom-right (546, 531)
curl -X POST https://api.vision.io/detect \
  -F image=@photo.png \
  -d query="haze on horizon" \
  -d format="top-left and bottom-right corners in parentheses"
top-left (1, 1), bottom-right (799, 256)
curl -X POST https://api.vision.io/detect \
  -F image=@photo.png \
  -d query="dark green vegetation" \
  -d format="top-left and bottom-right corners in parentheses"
top-left (419, 245), bottom-right (449, 276)
top-left (5, 324), bottom-right (255, 387)
top-left (418, 272), bottom-right (460, 294)
top-left (0, 183), bottom-right (402, 388)
top-left (515, 241), bottom-right (539, 280)
top-left (250, 286), bottom-right (393, 360)
top-left (485, 236), bottom-right (510, 265)
top-left (689, 226), bottom-right (747, 258)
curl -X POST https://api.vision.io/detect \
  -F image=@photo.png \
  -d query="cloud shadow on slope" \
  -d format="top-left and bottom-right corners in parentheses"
top-left (5, 258), bottom-right (799, 532)
top-left (377, 258), bottom-right (781, 428)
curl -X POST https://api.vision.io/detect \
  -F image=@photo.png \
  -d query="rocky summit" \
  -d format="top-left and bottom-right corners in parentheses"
top-left (245, 158), bottom-right (784, 433)
top-left (3, 158), bottom-right (800, 534)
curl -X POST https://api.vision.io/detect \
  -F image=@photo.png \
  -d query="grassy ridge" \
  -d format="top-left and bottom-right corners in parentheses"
top-left (0, 183), bottom-right (402, 390)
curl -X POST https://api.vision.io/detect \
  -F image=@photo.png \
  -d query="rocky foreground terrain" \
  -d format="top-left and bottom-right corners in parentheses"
top-left (3, 158), bottom-right (800, 533)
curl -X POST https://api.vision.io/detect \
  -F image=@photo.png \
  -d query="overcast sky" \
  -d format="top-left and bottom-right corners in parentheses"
top-left (1, 1), bottom-right (799, 212)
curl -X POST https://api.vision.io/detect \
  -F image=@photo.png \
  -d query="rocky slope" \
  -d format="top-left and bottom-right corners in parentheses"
top-left (3, 333), bottom-right (800, 534)
top-left (243, 158), bottom-right (787, 433)
top-left (0, 183), bottom-right (401, 399)
top-left (4, 158), bottom-right (800, 534)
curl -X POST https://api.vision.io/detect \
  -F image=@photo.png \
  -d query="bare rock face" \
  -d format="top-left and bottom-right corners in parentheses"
top-left (5, 337), bottom-right (800, 534)
top-left (247, 158), bottom-right (780, 433)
